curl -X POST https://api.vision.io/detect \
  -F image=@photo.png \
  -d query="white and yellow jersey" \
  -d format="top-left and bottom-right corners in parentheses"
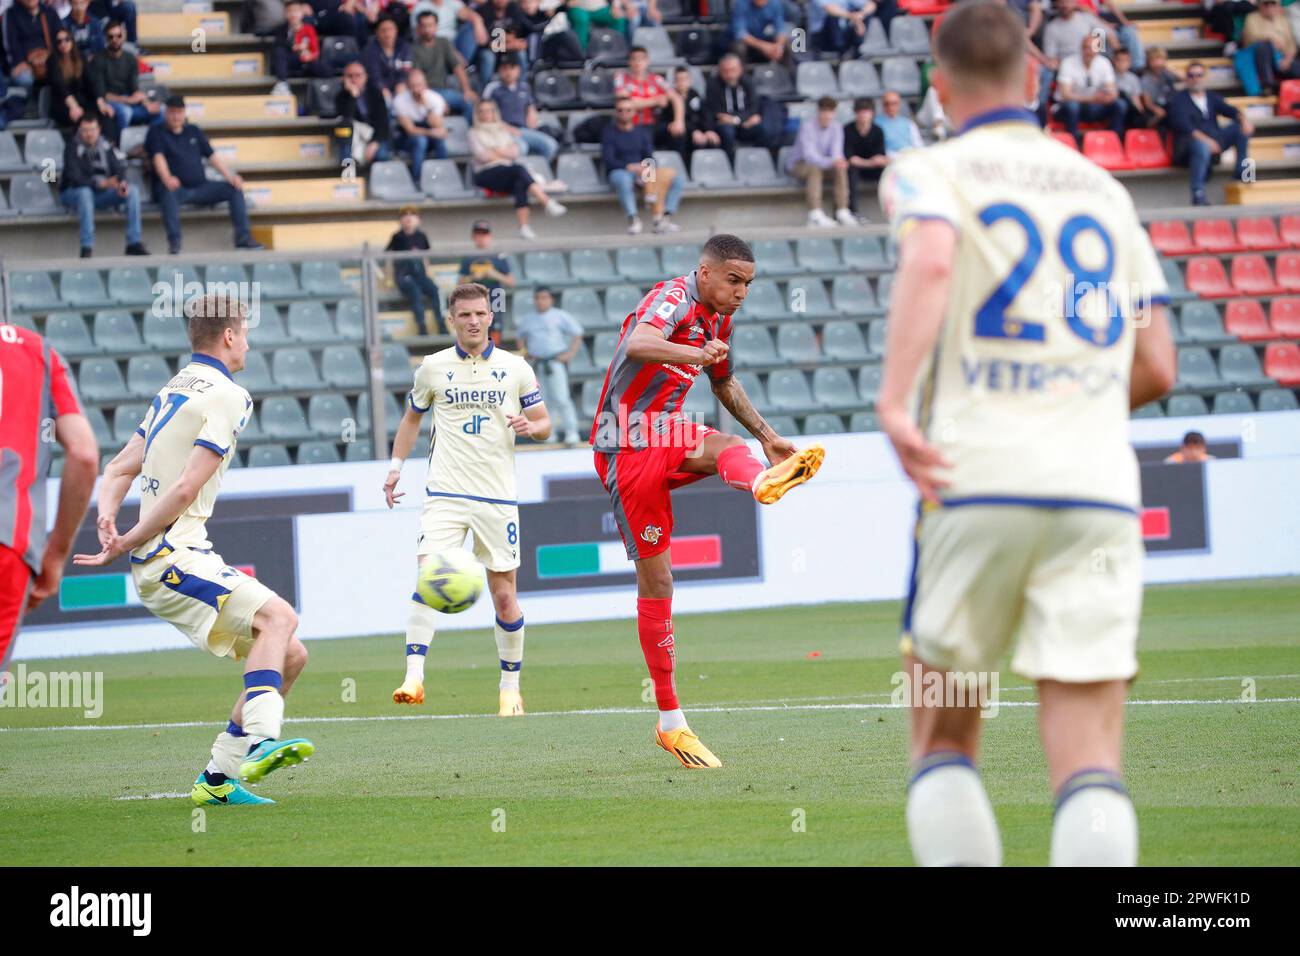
top-left (409, 341), bottom-right (542, 505)
top-left (131, 353), bottom-right (251, 563)
top-left (880, 107), bottom-right (1169, 512)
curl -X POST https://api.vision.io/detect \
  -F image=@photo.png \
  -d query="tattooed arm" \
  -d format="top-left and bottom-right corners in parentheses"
top-left (711, 373), bottom-right (797, 465)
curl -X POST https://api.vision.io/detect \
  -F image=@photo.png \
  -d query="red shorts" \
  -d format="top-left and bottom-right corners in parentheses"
top-left (594, 422), bottom-right (716, 560)
top-left (0, 544), bottom-right (33, 670)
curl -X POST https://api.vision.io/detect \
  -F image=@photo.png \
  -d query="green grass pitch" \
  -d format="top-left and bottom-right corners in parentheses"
top-left (1, 578), bottom-right (1297, 866)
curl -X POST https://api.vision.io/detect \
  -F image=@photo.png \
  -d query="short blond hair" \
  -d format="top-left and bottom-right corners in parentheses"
top-left (186, 292), bottom-right (247, 349)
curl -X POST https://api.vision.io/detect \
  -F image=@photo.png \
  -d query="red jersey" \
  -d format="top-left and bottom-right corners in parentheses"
top-left (291, 23), bottom-right (320, 59)
top-left (589, 272), bottom-right (734, 453)
top-left (614, 70), bottom-right (670, 126)
top-left (0, 325), bottom-right (82, 573)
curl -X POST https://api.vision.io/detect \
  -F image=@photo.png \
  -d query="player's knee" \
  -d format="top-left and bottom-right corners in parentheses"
top-left (718, 433), bottom-right (745, 451)
top-left (257, 598), bottom-right (298, 640)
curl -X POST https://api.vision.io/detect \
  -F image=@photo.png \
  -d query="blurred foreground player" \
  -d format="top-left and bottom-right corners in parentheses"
top-left (876, 1), bottom-right (1177, 865)
top-left (590, 234), bottom-right (825, 768)
top-left (75, 294), bottom-right (316, 806)
top-left (0, 324), bottom-right (99, 670)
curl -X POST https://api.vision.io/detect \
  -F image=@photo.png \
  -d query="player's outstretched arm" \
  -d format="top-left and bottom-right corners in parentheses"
top-left (711, 374), bottom-right (794, 463)
top-left (29, 413), bottom-right (100, 610)
top-left (625, 322), bottom-right (717, 367)
top-left (1129, 304), bottom-right (1177, 411)
top-left (94, 432), bottom-right (144, 548)
top-left (877, 219), bottom-right (957, 505)
top-left (384, 405), bottom-right (426, 508)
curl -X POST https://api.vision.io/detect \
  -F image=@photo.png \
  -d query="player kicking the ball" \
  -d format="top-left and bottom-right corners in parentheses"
top-left (591, 233), bottom-right (825, 769)
top-left (75, 293), bottom-right (315, 807)
top-left (877, 1), bottom-right (1176, 865)
top-left (385, 282), bottom-right (551, 716)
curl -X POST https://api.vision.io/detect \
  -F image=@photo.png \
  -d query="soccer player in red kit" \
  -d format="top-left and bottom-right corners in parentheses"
top-left (0, 323), bottom-right (99, 669)
top-left (590, 233), bottom-right (825, 768)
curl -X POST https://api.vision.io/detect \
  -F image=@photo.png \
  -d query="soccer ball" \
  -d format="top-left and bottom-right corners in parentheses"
top-left (416, 549), bottom-right (485, 613)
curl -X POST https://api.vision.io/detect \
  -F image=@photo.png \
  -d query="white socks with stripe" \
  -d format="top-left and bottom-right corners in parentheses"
top-left (405, 601), bottom-right (438, 683)
top-left (907, 752), bottom-right (1002, 866)
top-left (208, 729), bottom-right (249, 780)
top-left (1051, 769), bottom-right (1138, 866)
top-left (495, 616), bottom-right (524, 690)
top-left (240, 689), bottom-right (285, 741)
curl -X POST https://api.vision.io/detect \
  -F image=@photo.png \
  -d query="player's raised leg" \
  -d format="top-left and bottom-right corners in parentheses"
top-left (487, 569), bottom-right (526, 716)
top-left (680, 430), bottom-right (825, 504)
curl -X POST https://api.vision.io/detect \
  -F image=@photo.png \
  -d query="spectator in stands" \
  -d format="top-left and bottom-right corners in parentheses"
top-left (875, 89), bottom-right (921, 155)
top-left (363, 15), bottom-right (413, 102)
top-left (458, 219), bottom-right (514, 325)
top-left (1053, 33), bottom-right (1125, 146)
top-left (515, 285), bottom-right (583, 445)
top-left (844, 97), bottom-right (886, 221)
top-left (89, 0), bottom-right (135, 45)
top-left (603, 95), bottom-right (682, 234)
top-left (146, 95), bottom-right (264, 255)
top-left (474, 0), bottom-right (529, 76)
top-left (48, 26), bottom-right (114, 137)
top-left (786, 95), bottom-right (853, 228)
top-left (706, 52), bottom-right (768, 157)
top-left (271, 0), bottom-right (331, 94)
top-left (483, 53), bottom-right (558, 161)
top-left (1241, 0), bottom-right (1300, 93)
top-left (2, 0), bottom-right (62, 90)
top-left (60, 112), bottom-right (147, 257)
top-left (386, 205), bottom-right (444, 336)
top-left (1112, 46), bottom-right (1148, 129)
top-left (242, 0), bottom-right (287, 37)
top-left (566, 0), bottom-right (630, 55)
top-left (1091, 0), bottom-right (1145, 71)
top-left (615, 45), bottom-right (683, 147)
top-left (1039, 0), bottom-right (1118, 120)
top-left (411, 9), bottom-right (476, 117)
top-left (729, 0), bottom-right (791, 66)
top-left (1203, 0), bottom-right (1255, 47)
top-left (63, 0), bottom-right (104, 56)
top-left (807, 0), bottom-right (899, 59)
top-left (1164, 430), bottom-right (1216, 463)
top-left (625, 0), bottom-right (662, 36)
top-left (88, 19), bottom-right (158, 135)
top-left (1170, 58), bottom-right (1248, 204)
top-left (468, 97), bottom-right (567, 239)
top-left (666, 65), bottom-right (718, 160)
top-left (338, 60), bottom-right (393, 166)
top-left (1167, 60), bottom-right (1253, 205)
top-left (315, 0), bottom-right (369, 45)
top-left (1140, 44), bottom-right (1178, 128)
top-left (513, 0), bottom-right (584, 66)
top-left (422, 0), bottom-right (487, 69)
top-left (393, 67), bottom-right (448, 179)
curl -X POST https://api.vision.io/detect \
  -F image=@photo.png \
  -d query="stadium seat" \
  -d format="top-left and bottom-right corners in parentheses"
top-left (1130, 402), bottom-right (1164, 418)
top-left (604, 285), bottom-right (642, 326)
top-left (776, 323), bottom-right (821, 363)
top-left (733, 325), bottom-right (779, 366)
top-left (78, 357), bottom-right (129, 403)
top-left (690, 149), bottom-right (738, 188)
top-left (579, 379), bottom-right (602, 419)
top-left (356, 389), bottom-right (403, 435)
top-left (633, 25), bottom-right (679, 64)
top-left (126, 355), bottom-right (171, 398)
top-left (734, 146), bottom-right (783, 187)
top-left (560, 287), bottom-right (604, 328)
top-left (857, 364), bottom-right (883, 404)
top-left (795, 61), bottom-right (838, 99)
top-left (1185, 257), bottom-right (1233, 297)
top-left (1125, 128), bottom-right (1170, 168)
top-left (880, 58), bottom-right (921, 96)
top-left (235, 350), bottom-right (275, 392)
top-left (1166, 394), bottom-right (1209, 417)
top-left (1230, 254), bottom-right (1282, 295)
top-left (1176, 346), bottom-right (1221, 388)
top-left (1050, 130), bottom-right (1078, 150)
top-left (421, 158), bottom-right (477, 199)
top-left (273, 348), bottom-right (324, 389)
top-left (299, 260), bottom-right (349, 298)
top-left (841, 235), bottom-right (887, 270)
top-left (1219, 343), bottom-right (1271, 386)
top-left (615, 246), bottom-right (661, 282)
top-left (838, 60), bottom-right (881, 98)
top-left (1281, 213), bottom-right (1300, 247)
top-left (570, 248), bottom-right (619, 284)
top-left (1224, 300), bottom-right (1275, 341)
top-left (1274, 252), bottom-right (1300, 291)
top-left (368, 161), bottom-right (422, 201)
top-left (1212, 391), bottom-right (1255, 414)
top-left (1082, 131), bottom-right (1132, 170)
top-left (791, 278), bottom-right (836, 318)
top-left (795, 238), bottom-right (844, 274)
top-left (675, 24), bottom-right (714, 63)
top-left (831, 274), bottom-right (878, 316)
top-left (335, 300), bottom-right (365, 341)
top-left (248, 443), bottom-right (293, 468)
top-left (1149, 220), bottom-right (1195, 256)
top-left (766, 369), bottom-right (814, 411)
top-left (555, 152), bottom-right (606, 194)
top-left (443, 116), bottom-right (470, 157)
top-left (1192, 219), bottom-right (1242, 253)
top-left (381, 342), bottom-right (414, 387)
top-left (24, 129), bottom-right (62, 171)
top-left (296, 440), bottom-right (341, 465)
top-left (588, 25), bottom-right (629, 63)
top-left (811, 366), bottom-right (857, 407)
top-left (307, 77), bottom-right (341, 116)
top-left (523, 250), bottom-right (571, 285)
top-left (568, 340), bottom-right (596, 375)
top-left (822, 320), bottom-right (870, 359)
top-left (848, 410), bottom-right (880, 432)
top-left (1264, 342), bottom-right (1300, 384)
top-left (0, 131), bottom-right (24, 172)
top-left (1237, 216), bottom-right (1287, 251)
top-left (320, 345), bottom-right (368, 389)
top-left (108, 268), bottom-right (154, 305)
top-left (1179, 301), bottom-right (1230, 343)
top-left (287, 301), bottom-right (337, 342)
top-left (752, 239), bottom-right (798, 274)
top-left (520, 154), bottom-right (553, 187)
top-left (344, 439), bottom-right (374, 462)
top-left (45, 312), bottom-right (97, 356)
top-left (744, 279), bottom-right (786, 319)
top-left (109, 404), bottom-right (142, 444)
top-left (752, 64), bottom-right (794, 99)
top-left (801, 412), bottom-right (846, 435)
top-left (877, 273), bottom-right (894, 310)
top-left (10, 174), bottom-right (58, 214)
top-left (859, 17), bottom-right (891, 56)
top-left (93, 310), bottom-right (142, 352)
top-left (238, 408), bottom-right (262, 440)
top-left (735, 372), bottom-right (767, 407)
top-left (250, 305), bottom-right (293, 347)
top-left (592, 331), bottom-right (620, 367)
top-left (1279, 78), bottom-right (1300, 115)
top-left (660, 243), bottom-right (698, 276)
top-left (865, 318), bottom-right (889, 356)
top-left (307, 393), bottom-right (353, 439)
top-left (651, 148), bottom-right (694, 191)
top-left (1269, 297), bottom-right (1300, 337)
top-left (259, 397), bottom-right (312, 441)
top-left (578, 64), bottom-right (616, 107)
top-left (534, 70), bottom-right (579, 110)
top-left (1258, 387), bottom-right (1300, 411)
top-left (1161, 257), bottom-right (1191, 299)
top-left (322, 34), bottom-right (360, 71)
top-left (60, 269), bottom-right (111, 308)
top-left (253, 262), bottom-right (300, 298)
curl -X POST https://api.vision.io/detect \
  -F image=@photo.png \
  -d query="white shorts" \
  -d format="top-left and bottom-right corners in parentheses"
top-left (901, 504), bottom-right (1143, 683)
top-left (132, 547), bottom-right (276, 660)
top-left (418, 495), bottom-right (520, 572)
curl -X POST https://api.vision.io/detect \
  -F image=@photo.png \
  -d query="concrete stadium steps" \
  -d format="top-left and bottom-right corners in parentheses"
top-left (1227, 96), bottom-right (1280, 122)
top-left (139, 10), bottom-right (230, 41)
top-left (1134, 17), bottom-right (1206, 44)
top-left (1246, 135), bottom-right (1300, 163)
top-left (182, 93), bottom-right (298, 123)
top-left (252, 220), bottom-right (404, 250)
top-left (211, 135), bottom-right (332, 165)
top-left (1226, 180), bottom-right (1300, 204)
top-left (243, 178), bottom-right (365, 208)
top-left (148, 52), bottom-right (265, 81)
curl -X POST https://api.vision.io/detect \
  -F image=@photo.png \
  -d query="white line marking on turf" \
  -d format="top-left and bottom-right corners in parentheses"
top-left (113, 792), bottom-right (190, 801)
top-left (4, 696), bottom-right (1298, 734)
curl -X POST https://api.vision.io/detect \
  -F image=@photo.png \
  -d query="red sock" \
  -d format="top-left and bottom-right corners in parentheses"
top-left (716, 443), bottom-right (766, 492)
top-left (637, 597), bottom-right (678, 711)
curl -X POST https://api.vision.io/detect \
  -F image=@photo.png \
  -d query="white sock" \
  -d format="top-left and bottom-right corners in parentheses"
top-left (240, 691), bottom-right (285, 741)
top-left (495, 615), bottom-right (524, 690)
top-left (405, 601), bottom-right (438, 683)
top-left (1051, 771), bottom-right (1138, 867)
top-left (907, 753), bottom-right (1002, 866)
top-left (209, 731), bottom-right (250, 779)
top-left (659, 708), bottom-right (687, 732)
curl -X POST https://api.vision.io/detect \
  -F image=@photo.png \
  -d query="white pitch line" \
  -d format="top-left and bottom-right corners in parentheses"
top-left (3, 695), bottom-right (1298, 735)
top-left (113, 792), bottom-right (190, 801)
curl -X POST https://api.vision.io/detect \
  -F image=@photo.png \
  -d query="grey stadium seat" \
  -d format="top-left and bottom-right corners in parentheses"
top-left (653, 149), bottom-right (694, 190)
top-left (126, 355), bottom-right (172, 398)
top-left (568, 340), bottom-right (596, 375)
top-left (867, 318), bottom-right (888, 356)
top-left (890, 16), bottom-right (932, 55)
top-left (344, 440), bottom-right (374, 462)
top-left (60, 269), bottom-right (111, 308)
top-left (734, 325), bottom-right (778, 366)
top-left (1218, 344), bottom-right (1271, 386)
top-left (236, 351), bottom-right (275, 393)
top-left (301, 260), bottom-right (349, 297)
top-left (1212, 391), bottom-right (1254, 414)
top-left (633, 25), bottom-right (679, 64)
top-left (802, 412), bottom-right (846, 435)
top-left (297, 441), bottom-right (341, 465)
top-left (206, 263), bottom-right (248, 287)
top-left (253, 262), bottom-right (300, 298)
top-left (258, 397), bottom-right (312, 441)
top-left (796, 60), bottom-right (839, 99)
top-left (858, 364), bottom-right (883, 404)
top-left (796, 238), bottom-right (845, 275)
top-left (838, 60), bottom-right (882, 99)
top-left (744, 279), bottom-right (786, 319)
top-left (45, 312), bottom-right (97, 356)
top-left (247, 444), bottom-right (293, 468)
top-left (273, 348), bottom-right (324, 389)
top-left (842, 235), bottom-right (888, 270)
top-left (78, 357), bottom-right (129, 402)
top-left (570, 248), bottom-right (619, 284)
top-left (443, 115), bottom-right (471, 157)
top-left (87, 408), bottom-right (116, 449)
top-left (1166, 394), bottom-right (1209, 417)
top-left (10, 270), bottom-right (59, 310)
top-left (1161, 258), bottom-right (1190, 297)
top-left (881, 58), bottom-right (922, 96)
top-left (752, 239), bottom-right (798, 274)
top-left (789, 278), bottom-right (836, 318)
top-left (524, 250), bottom-right (571, 285)
top-left (661, 243), bottom-right (698, 276)
top-left (520, 154), bottom-right (553, 185)
top-left (877, 273), bottom-right (894, 310)
top-left (859, 17), bottom-right (892, 56)
top-left (812, 366), bottom-right (858, 407)
top-left (335, 300), bottom-right (365, 340)
top-left (764, 414), bottom-right (798, 436)
top-left (24, 128), bottom-right (63, 170)
top-left (111, 404), bottom-right (147, 443)
top-left (580, 379), bottom-right (602, 419)
top-left (1258, 388), bottom-right (1300, 411)
top-left (10, 174), bottom-right (58, 214)
top-left (356, 389), bottom-right (403, 436)
top-left (849, 410), bottom-right (880, 432)
top-left (307, 393), bottom-right (353, 438)
top-left (92, 310), bottom-right (142, 351)
top-left (737, 372), bottom-right (767, 407)
top-left (832, 274), bottom-right (878, 315)
top-left (381, 342), bottom-right (415, 387)
top-left (0, 131), bottom-right (24, 172)
top-left (1179, 302), bottom-right (1229, 343)
top-left (287, 301), bottom-right (337, 342)
top-left (766, 369), bottom-right (815, 411)
top-left (592, 331), bottom-right (620, 367)
top-left (556, 153), bottom-right (607, 194)
top-left (776, 323), bottom-right (821, 363)
top-left (1176, 347), bottom-right (1220, 388)
top-left (320, 345), bottom-right (368, 389)
top-left (734, 147), bottom-right (783, 187)
top-left (560, 287), bottom-right (605, 328)
top-left (422, 159), bottom-right (478, 200)
top-left (108, 268), bottom-right (154, 305)
top-left (604, 285), bottom-right (643, 326)
top-left (689, 149), bottom-right (737, 188)
top-left (822, 320), bottom-right (870, 360)
top-left (752, 64), bottom-right (794, 99)
top-left (1131, 402), bottom-right (1164, 419)
top-left (249, 305), bottom-right (294, 347)
top-left (368, 161), bottom-right (422, 201)
top-left (616, 246), bottom-right (661, 282)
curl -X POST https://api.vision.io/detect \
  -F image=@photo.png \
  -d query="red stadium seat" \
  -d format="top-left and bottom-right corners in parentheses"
top-left (1237, 216), bottom-right (1287, 250)
top-left (1279, 79), bottom-right (1300, 115)
top-left (901, 0), bottom-right (949, 14)
top-left (1148, 220), bottom-right (1195, 255)
top-left (1264, 341), bottom-right (1300, 384)
top-left (1269, 297), bottom-right (1300, 337)
top-left (1184, 256), bottom-right (1234, 297)
top-left (1281, 214), bottom-right (1300, 247)
top-left (1192, 218), bottom-right (1242, 253)
top-left (1224, 299), bottom-right (1276, 341)
top-left (1082, 131), bottom-right (1133, 170)
top-left (1125, 129), bottom-right (1170, 168)
top-left (1051, 130), bottom-right (1078, 150)
top-left (1275, 251), bottom-right (1300, 290)
top-left (1230, 254), bottom-right (1283, 295)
